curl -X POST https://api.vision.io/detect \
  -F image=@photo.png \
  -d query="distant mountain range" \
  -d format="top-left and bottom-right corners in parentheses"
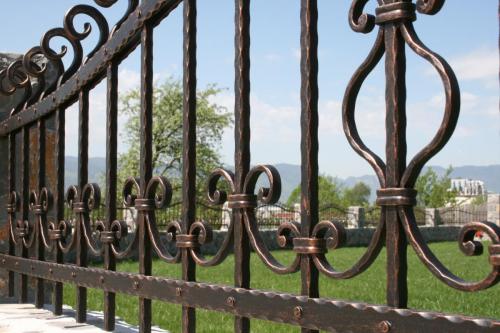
top-left (66, 157), bottom-right (499, 203)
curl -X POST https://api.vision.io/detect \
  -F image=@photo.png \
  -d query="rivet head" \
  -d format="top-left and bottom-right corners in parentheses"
top-left (15, 261), bottom-right (19, 266)
top-left (175, 288), bottom-right (182, 297)
top-left (226, 296), bottom-right (236, 307)
top-left (133, 281), bottom-right (140, 289)
top-left (378, 320), bottom-right (391, 333)
top-left (100, 276), bottom-right (105, 283)
top-left (293, 306), bottom-right (303, 320)
top-left (71, 272), bottom-right (76, 278)
top-left (49, 268), bottom-right (53, 274)
top-left (1, 259), bottom-right (5, 264)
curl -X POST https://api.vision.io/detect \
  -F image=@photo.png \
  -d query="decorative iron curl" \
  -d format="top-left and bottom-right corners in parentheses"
top-left (232, 165), bottom-right (300, 274)
top-left (7, 191), bottom-right (21, 246)
top-left (41, 27), bottom-right (83, 85)
top-left (143, 176), bottom-right (180, 263)
top-left (94, 0), bottom-right (139, 35)
top-left (415, 0), bottom-right (445, 15)
top-left (113, 176), bottom-right (179, 262)
top-left (15, 188), bottom-right (53, 251)
top-left (340, 0), bottom-right (497, 292)
top-left (400, 208), bottom-right (500, 291)
top-left (64, 4), bottom-right (109, 62)
top-left (349, 0), bottom-right (376, 33)
top-left (0, 69), bottom-right (15, 97)
top-left (56, 184), bottom-right (102, 254)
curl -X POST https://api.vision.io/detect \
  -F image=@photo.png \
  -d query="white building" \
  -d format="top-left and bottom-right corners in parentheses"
top-left (450, 178), bottom-right (486, 197)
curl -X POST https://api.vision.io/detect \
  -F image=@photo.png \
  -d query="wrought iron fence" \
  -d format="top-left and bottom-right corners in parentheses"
top-left (439, 204), bottom-right (488, 226)
top-left (0, 1), bottom-right (499, 333)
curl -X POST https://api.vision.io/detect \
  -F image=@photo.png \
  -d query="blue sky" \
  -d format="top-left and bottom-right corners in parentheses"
top-left (1, 1), bottom-right (498, 178)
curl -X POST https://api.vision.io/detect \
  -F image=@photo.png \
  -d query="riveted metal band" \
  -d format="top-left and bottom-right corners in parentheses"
top-left (99, 231), bottom-right (116, 244)
top-left (293, 238), bottom-right (327, 254)
top-left (375, 2), bottom-right (416, 25)
top-left (16, 225), bottom-right (27, 238)
top-left (376, 188), bottom-right (417, 207)
top-left (72, 202), bottom-right (88, 213)
top-left (227, 194), bottom-right (257, 209)
top-left (135, 198), bottom-right (155, 211)
top-left (176, 234), bottom-right (199, 248)
top-left (6, 203), bottom-right (17, 214)
top-left (48, 229), bottom-right (62, 241)
top-left (32, 204), bottom-right (44, 215)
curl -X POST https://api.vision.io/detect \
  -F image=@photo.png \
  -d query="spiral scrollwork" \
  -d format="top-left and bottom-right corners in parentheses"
top-left (205, 164), bottom-right (301, 273)
top-left (94, 0), bottom-right (139, 35)
top-left (0, 2), bottom-right (112, 111)
top-left (12, 187), bottom-right (54, 251)
top-left (64, 5), bottom-right (109, 62)
top-left (111, 176), bottom-right (180, 262)
top-left (349, 0), bottom-right (376, 33)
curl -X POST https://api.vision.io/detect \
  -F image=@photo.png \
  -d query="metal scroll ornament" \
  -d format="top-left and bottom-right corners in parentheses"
top-left (343, 0), bottom-right (500, 290)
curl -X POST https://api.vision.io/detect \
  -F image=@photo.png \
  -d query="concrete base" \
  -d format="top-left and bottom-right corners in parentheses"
top-left (0, 301), bottom-right (168, 333)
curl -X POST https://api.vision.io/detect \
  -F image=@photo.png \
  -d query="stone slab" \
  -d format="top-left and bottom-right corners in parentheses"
top-left (0, 301), bottom-right (168, 333)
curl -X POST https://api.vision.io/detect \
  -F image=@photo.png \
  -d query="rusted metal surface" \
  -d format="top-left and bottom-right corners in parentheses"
top-left (0, 0), bottom-right (499, 332)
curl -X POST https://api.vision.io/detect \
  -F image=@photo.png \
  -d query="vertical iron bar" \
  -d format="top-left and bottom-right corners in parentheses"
top-left (234, 0), bottom-right (251, 332)
top-left (104, 62), bottom-right (118, 331)
top-left (299, 1), bottom-right (319, 332)
top-left (139, 19), bottom-right (154, 333)
top-left (18, 127), bottom-right (29, 303)
top-left (383, 17), bottom-right (408, 308)
top-left (35, 119), bottom-right (46, 308)
top-left (53, 108), bottom-right (65, 315)
top-left (76, 89), bottom-right (89, 322)
top-left (182, 0), bottom-right (197, 332)
top-left (7, 133), bottom-right (15, 297)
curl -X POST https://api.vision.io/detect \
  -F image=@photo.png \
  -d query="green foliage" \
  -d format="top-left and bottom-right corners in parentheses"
top-left (286, 176), bottom-right (371, 208)
top-left (470, 194), bottom-right (487, 206)
top-left (343, 182), bottom-right (371, 207)
top-left (415, 166), bottom-right (457, 208)
top-left (286, 175), bottom-right (344, 207)
top-left (118, 78), bottom-right (232, 201)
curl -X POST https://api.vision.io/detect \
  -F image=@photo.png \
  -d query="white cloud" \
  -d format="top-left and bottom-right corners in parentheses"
top-left (264, 53), bottom-right (282, 62)
top-left (446, 47), bottom-right (497, 82)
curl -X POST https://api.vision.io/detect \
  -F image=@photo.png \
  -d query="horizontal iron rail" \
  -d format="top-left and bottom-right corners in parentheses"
top-left (0, 0), bottom-right (182, 137)
top-left (1, 254), bottom-right (498, 333)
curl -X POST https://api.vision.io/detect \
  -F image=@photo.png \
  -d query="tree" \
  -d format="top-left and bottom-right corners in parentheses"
top-left (415, 166), bottom-right (457, 208)
top-left (343, 182), bottom-right (371, 206)
top-left (118, 78), bottom-right (232, 201)
top-left (286, 175), bottom-right (344, 208)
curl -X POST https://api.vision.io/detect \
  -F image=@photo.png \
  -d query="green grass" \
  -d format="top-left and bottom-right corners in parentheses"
top-left (63, 242), bottom-right (500, 332)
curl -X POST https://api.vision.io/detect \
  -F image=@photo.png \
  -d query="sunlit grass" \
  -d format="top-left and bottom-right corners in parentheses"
top-left (63, 242), bottom-right (499, 332)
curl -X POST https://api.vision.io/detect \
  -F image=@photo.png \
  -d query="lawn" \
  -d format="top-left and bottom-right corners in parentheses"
top-left (63, 242), bottom-right (499, 332)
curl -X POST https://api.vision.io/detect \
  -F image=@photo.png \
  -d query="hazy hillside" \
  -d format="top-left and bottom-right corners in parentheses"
top-left (65, 157), bottom-right (499, 204)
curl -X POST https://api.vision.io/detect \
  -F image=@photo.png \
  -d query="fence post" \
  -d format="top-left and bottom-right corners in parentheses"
top-left (487, 194), bottom-right (500, 226)
top-left (425, 208), bottom-right (441, 227)
top-left (347, 206), bottom-right (365, 229)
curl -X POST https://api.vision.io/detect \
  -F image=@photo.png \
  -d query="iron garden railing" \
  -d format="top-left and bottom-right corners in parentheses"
top-left (0, 0), bottom-right (499, 332)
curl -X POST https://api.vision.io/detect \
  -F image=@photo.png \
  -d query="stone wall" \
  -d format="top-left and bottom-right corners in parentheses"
top-left (62, 226), bottom-right (462, 264)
